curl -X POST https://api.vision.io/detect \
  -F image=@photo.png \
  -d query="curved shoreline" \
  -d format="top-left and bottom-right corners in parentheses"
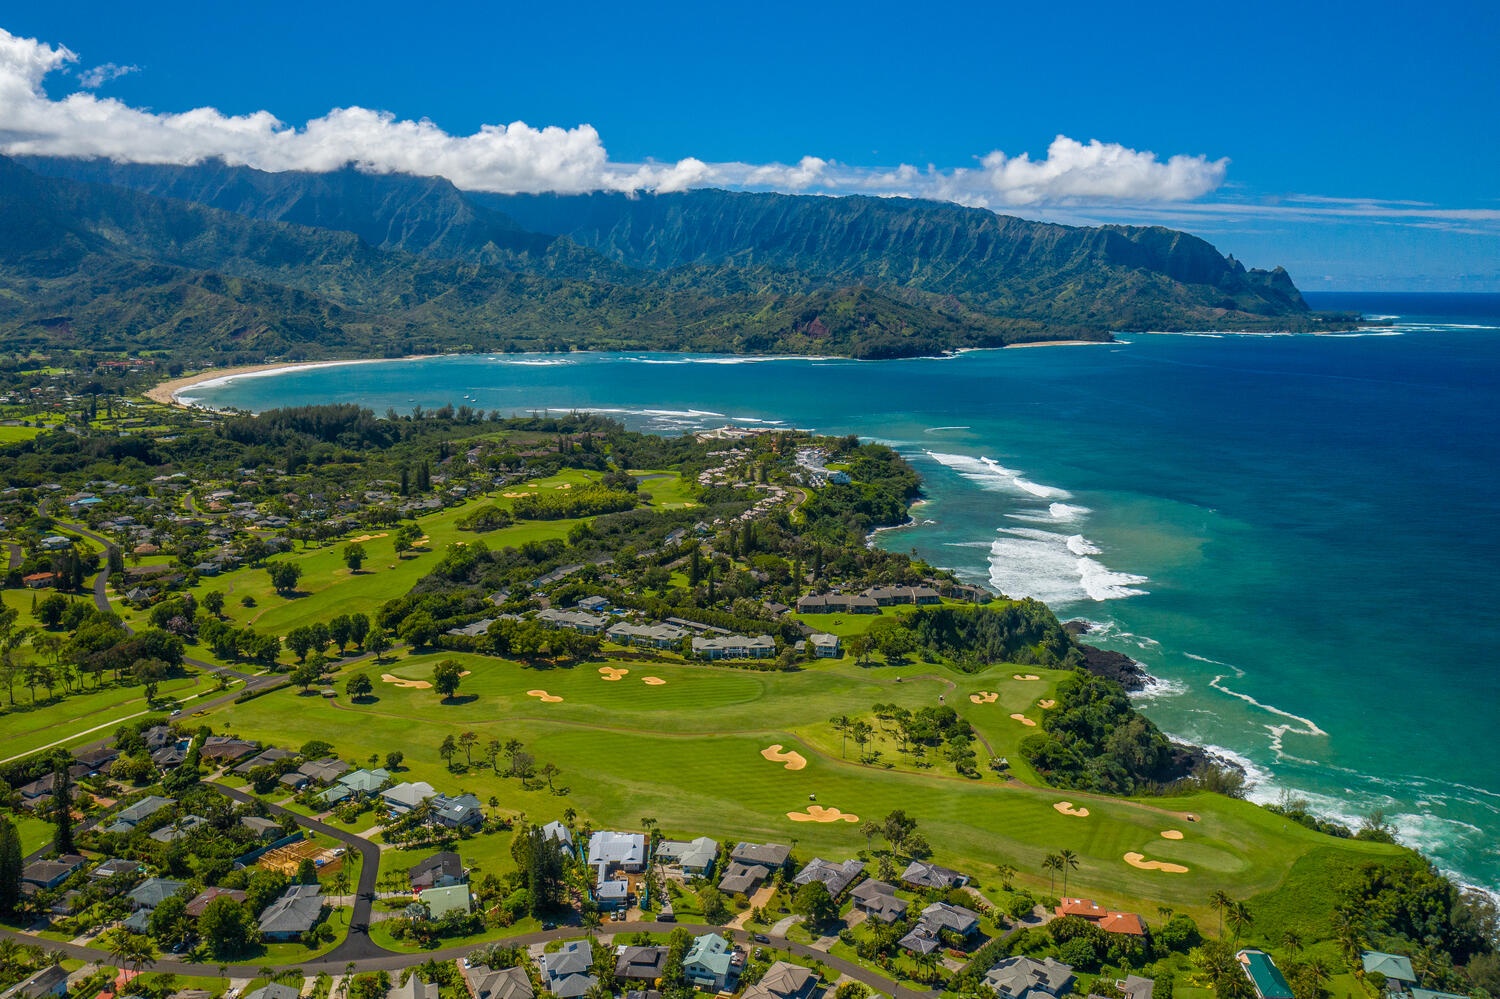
top-left (145, 356), bottom-right (435, 407)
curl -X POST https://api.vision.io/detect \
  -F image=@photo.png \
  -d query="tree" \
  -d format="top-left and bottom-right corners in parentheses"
top-left (267, 561), bottom-right (302, 594)
top-left (851, 720), bottom-right (873, 761)
top-left (882, 809), bottom-right (917, 856)
top-left (199, 895), bottom-right (256, 957)
top-left (1058, 848), bottom-right (1079, 897)
top-left (830, 715), bottom-right (851, 758)
top-left (700, 887), bottom-right (730, 924)
top-left (1226, 900), bottom-right (1254, 942)
top-left (792, 880), bottom-right (837, 927)
top-left (439, 735), bottom-right (458, 769)
top-left (385, 751), bottom-right (404, 770)
top-left (297, 858), bottom-right (319, 885)
top-left (101, 927), bottom-right (157, 974)
top-left (291, 661), bottom-right (322, 692)
top-left (458, 731), bottom-right (479, 766)
top-left (343, 543), bottom-right (367, 572)
top-left (367, 626), bottom-right (390, 662)
top-left (433, 659), bottom-right (463, 700)
top-left (1042, 853), bottom-right (1063, 895)
top-left (349, 613), bottom-right (371, 648)
top-left (0, 816), bottom-right (21, 915)
top-left (204, 591), bottom-right (226, 618)
top-left (51, 763), bottom-right (74, 854)
top-left (1208, 890), bottom-right (1232, 938)
top-left (346, 673), bottom-right (374, 701)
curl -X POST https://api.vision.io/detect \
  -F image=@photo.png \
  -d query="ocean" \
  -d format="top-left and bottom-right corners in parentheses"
top-left (187, 291), bottom-right (1500, 894)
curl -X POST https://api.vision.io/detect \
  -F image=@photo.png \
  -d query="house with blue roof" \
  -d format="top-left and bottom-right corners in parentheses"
top-left (684, 933), bottom-right (740, 992)
top-left (1237, 950), bottom-right (1294, 999)
top-left (1362, 953), bottom-right (1417, 993)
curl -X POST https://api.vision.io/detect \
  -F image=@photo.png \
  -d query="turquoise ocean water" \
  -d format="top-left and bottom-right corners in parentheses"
top-left (188, 292), bottom-right (1500, 893)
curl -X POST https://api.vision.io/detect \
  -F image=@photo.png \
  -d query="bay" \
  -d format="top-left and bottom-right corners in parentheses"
top-left (188, 292), bottom-right (1500, 893)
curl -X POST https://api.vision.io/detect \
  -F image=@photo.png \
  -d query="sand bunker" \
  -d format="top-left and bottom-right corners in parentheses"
top-left (350, 533), bottom-right (388, 543)
top-left (502, 492), bottom-right (529, 499)
top-left (1013, 673), bottom-right (1041, 681)
top-left (380, 674), bottom-right (431, 689)
top-left (969, 691), bottom-right (999, 704)
top-left (1124, 852), bottom-right (1189, 874)
top-left (787, 805), bottom-right (858, 823)
top-left (555, 482), bottom-right (572, 490)
top-left (1038, 699), bottom-right (1056, 709)
top-left (459, 670), bottom-right (472, 677)
top-left (642, 676), bottom-right (666, 686)
top-left (598, 666), bottom-right (630, 681)
top-left (1053, 801), bottom-right (1090, 817)
top-left (1160, 829), bottom-right (1184, 840)
top-left (1010, 713), bottom-right (1037, 727)
top-left (761, 745), bottom-right (808, 770)
top-left (525, 689), bottom-right (563, 703)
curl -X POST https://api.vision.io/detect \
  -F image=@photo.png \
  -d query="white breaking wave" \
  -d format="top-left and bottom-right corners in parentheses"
top-left (924, 451), bottom-right (1073, 500)
top-left (1066, 534), bottom-right (1101, 556)
top-left (986, 527), bottom-right (1148, 604)
top-left (1207, 671), bottom-right (1328, 754)
top-left (1132, 671), bottom-right (1188, 700)
top-left (492, 356), bottom-right (576, 366)
top-left (1049, 502), bottom-right (1092, 521)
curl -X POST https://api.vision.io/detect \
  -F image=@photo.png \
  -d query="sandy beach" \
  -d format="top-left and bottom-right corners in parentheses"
top-left (144, 357), bottom-right (428, 406)
top-left (1004, 339), bottom-right (1111, 349)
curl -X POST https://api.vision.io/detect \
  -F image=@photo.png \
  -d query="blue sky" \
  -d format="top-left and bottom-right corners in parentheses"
top-left (3, 1), bottom-right (1497, 289)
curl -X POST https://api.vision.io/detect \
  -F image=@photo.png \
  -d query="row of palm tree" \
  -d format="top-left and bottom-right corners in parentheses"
top-left (1041, 849), bottom-right (1080, 896)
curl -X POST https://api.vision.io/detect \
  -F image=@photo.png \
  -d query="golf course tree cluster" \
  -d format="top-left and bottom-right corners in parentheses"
top-left (1018, 672), bottom-right (1185, 795)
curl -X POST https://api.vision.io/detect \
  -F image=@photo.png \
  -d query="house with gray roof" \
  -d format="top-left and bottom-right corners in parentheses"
top-left (91, 857), bottom-right (140, 881)
top-left (150, 815), bottom-right (208, 843)
top-left (719, 861), bottom-right (770, 895)
top-left (849, 880), bottom-right (908, 923)
top-left (984, 956), bottom-right (1076, 999)
top-left (244, 986), bottom-right (302, 999)
top-left (540, 939), bottom-right (597, 999)
top-left (232, 747), bottom-right (295, 776)
top-left (381, 781), bottom-right (437, 814)
top-left (742, 962), bottom-right (819, 999)
top-left (104, 794), bottom-right (173, 834)
top-left (464, 965), bottom-right (533, 999)
top-left (731, 842), bottom-right (790, 868)
top-left (432, 793), bottom-right (484, 830)
top-left (127, 877), bottom-right (187, 910)
top-left (409, 851), bottom-right (465, 890)
top-left (299, 757), bottom-right (351, 785)
top-left (692, 634), bottom-right (776, 659)
top-left (900, 900), bottom-right (981, 953)
top-left (901, 859), bottom-right (967, 890)
top-left (656, 836), bottom-right (718, 876)
top-left (792, 857), bottom-right (864, 898)
top-left (1362, 953), bottom-right (1417, 992)
top-left (588, 830), bottom-right (647, 872)
top-left (607, 621), bottom-right (689, 650)
top-left (388, 976), bottom-right (439, 999)
top-left (257, 883), bottom-right (324, 940)
top-left (537, 608), bottom-right (609, 635)
top-left (335, 767), bottom-right (392, 797)
top-left (616, 945), bottom-right (670, 983)
top-left (21, 855), bottom-right (86, 890)
top-left (542, 820), bottom-right (573, 846)
top-left (241, 815), bottom-right (282, 839)
top-left (0, 964), bottom-right (70, 999)
top-left (809, 633), bottom-right (841, 658)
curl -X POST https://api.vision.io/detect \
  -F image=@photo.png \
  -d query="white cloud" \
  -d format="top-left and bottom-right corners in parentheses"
top-left (76, 61), bottom-right (138, 89)
top-left (0, 26), bottom-right (1230, 206)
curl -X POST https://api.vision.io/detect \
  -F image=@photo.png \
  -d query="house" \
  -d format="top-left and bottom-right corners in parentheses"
top-left (596, 878), bottom-right (630, 911)
top-left (381, 781), bottom-right (437, 814)
top-left (244, 986), bottom-right (302, 999)
top-left (409, 851), bottom-right (465, 890)
top-left (199, 736), bottom-right (259, 763)
top-left (103, 794), bottom-right (172, 834)
top-left (464, 965), bottom-right (533, 999)
top-left (388, 976), bottom-right (439, 999)
top-left (731, 842), bottom-right (790, 869)
top-left (299, 757), bottom-right (351, 785)
top-left (21, 572), bottom-right (57, 589)
top-left (809, 633), bottom-right (841, 658)
top-left (718, 862), bottom-right (770, 895)
top-left (537, 607), bottom-right (609, 635)
top-left (1054, 898), bottom-right (1146, 936)
top-left (150, 815), bottom-right (209, 843)
top-left (540, 939), bottom-right (597, 999)
top-left (335, 767), bottom-right (392, 796)
top-left (418, 883), bottom-right (472, 919)
top-left (1117, 976), bottom-right (1155, 999)
top-left (900, 901), bottom-right (980, 953)
top-left (185, 886), bottom-right (247, 917)
top-left (91, 857), bottom-right (140, 881)
top-left (692, 634), bottom-right (776, 660)
top-left (849, 880), bottom-right (908, 923)
top-left (902, 860), bottom-right (967, 890)
top-left (127, 877), bottom-right (186, 911)
top-left (984, 957), bottom-right (1076, 999)
top-left (792, 857), bottom-right (864, 898)
top-left (1362, 953), bottom-right (1418, 992)
top-left (278, 772), bottom-right (310, 792)
top-left (588, 830), bottom-right (647, 872)
top-left (0, 965), bottom-right (70, 999)
top-left (861, 585), bottom-right (942, 606)
top-left (576, 596), bottom-right (610, 613)
top-left (432, 793), bottom-right (484, 830)
top-left (241, 816), bottom-right (283, 840)
top-left (21, 855), bottom-right (86, 889)
top-left (607, 621), bottom-right (690, 649)
top-left (542, 820), bottom-right (573, 847)
top-left (257, 883), bottom-right (324, 941)
top-left (616, 945), bottom-right (670, 984)
top-left (74, 746), bottom-right (120, 772)
top-left (233, 747), bottom-right (296, 776)
top-left (683, 933), bottom-right (739, 992)
top-left (656, 836), bottom-right (718, 876)
top-left (447, 619), bottom-right (495, 639)
top-left (741, 962), bottom-right (819, 999)
top-left (1236, 950), bottom-right (1294, 999)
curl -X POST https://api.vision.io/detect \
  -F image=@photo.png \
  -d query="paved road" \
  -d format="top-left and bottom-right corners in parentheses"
top-left (4, 541), bottom-right (19, 572)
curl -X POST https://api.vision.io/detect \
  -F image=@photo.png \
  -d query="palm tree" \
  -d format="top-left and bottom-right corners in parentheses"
top-left (1208, 889), bottom-right (1232, 938)
top-left (1041, 853), bottom-right (1062, 894)
top-left (219, 965), bottom-right (230, 993)
top-left (1226, 900), bottom-right (1253, 942)
top-left (996, 864), bottom-right (1016, 890)
top-left (1280, 929), bottom-right (1303, 956)
top-left (1057, 849), bottom-right (1079, 897)
top-left (830, 715), bottom-right (851, 758)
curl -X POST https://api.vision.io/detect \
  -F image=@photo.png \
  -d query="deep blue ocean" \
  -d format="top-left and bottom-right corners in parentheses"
top-left (188, 292), bottom-right (1500, 893)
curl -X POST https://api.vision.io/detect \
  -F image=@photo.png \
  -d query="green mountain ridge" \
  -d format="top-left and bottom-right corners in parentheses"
top-left (1, 156), bottom-right (1350, 362)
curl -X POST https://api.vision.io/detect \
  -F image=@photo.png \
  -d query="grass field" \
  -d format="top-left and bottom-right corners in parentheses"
top-left (0, 673), bottom-right (204, 762)
top-left (0, 425), bottom-right (42, 443)
top-left (206, 650), bottom-right (1403, 934)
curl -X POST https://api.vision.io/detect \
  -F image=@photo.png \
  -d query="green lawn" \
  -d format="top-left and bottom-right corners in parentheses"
top-left (206, 651), bottom-right (1403, 928)
top-left (0, 425), bottom-right (42, 443)
top-left (0, 674), bottom-right (202, 762)
top-left (630, 470), bottom-right (700, 509)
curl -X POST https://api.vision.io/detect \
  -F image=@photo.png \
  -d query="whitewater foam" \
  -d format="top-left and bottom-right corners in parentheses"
top-left (986, 527), bottom-right (1148, 604)
top-left (924, 451), bottom-right (1073, 500)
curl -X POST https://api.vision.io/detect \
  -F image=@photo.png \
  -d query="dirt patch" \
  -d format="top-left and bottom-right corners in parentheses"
top-left (1009, 713), bottom-right (1037, 726)
top-left (381, 673), bottom-right (431, 689)
top-left (969, 691), bottom-right (999, 704)
top-left (787, 805), bottom-right (858, 823)
top-left (642, 676), bottom-right (666, 686)
top-left (1053, 801), bottom-right (1090, 817)
top-left (526, 689), bottom-right (563, 703)
top-left (1012, 673), bottom-right (1042, 681)
top-left (1124, 852), bottom-right (1189, 873)
top-left (598, 666), bottom-right (630, 681)
top-left (761, 744), bottom-right (807, 770)
top-left (1160, 829), bottom-right (1184, 840)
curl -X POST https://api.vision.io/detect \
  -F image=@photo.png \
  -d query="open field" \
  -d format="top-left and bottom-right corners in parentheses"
top-left (206, 650), bottom-right (1403, 928)
top-left (0, 673), bottom-right (203, 762)
top-left (0, 425), bottom-right (42, 443)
